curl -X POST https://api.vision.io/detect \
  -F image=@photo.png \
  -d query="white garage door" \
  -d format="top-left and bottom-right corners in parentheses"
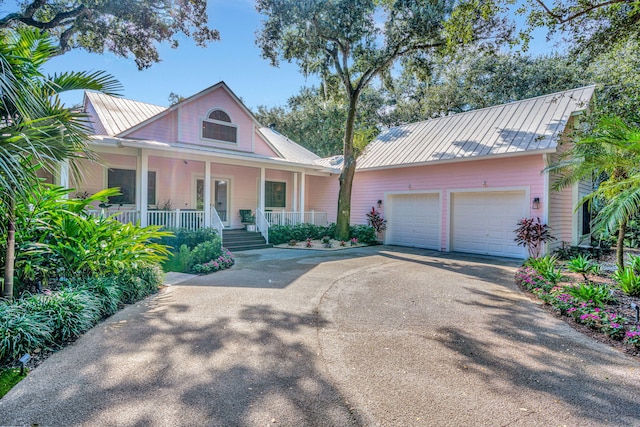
top-left (451, 191), bottom-right (527, 258)
top-left (386, 193), bottom-right (440, 249)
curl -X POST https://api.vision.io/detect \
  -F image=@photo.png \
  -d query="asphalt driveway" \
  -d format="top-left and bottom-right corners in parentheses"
top-left (1, 246), bottom-right (639, 426)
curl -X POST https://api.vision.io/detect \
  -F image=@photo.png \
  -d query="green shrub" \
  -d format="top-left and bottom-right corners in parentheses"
top-left (269, 224), bottom-right (333, 245)
top-left (157, 227), bottom-right (219, 250)
top-left (117, 262), bottom-right (164, 304)
top-left (566, 283), bottom-right (616, 307)
top-left (613, 267), bottom-right (640, 296)
top-left (0, 303), bottom-right (52, 363)
top-left (75, 276), bottom-right (123, 317)
top-left (190, 238), bottom-right (223, 266)
top-left (19, 290), bottom-right (101, 342)
top-left (349, 224), bottom-right (377, 244)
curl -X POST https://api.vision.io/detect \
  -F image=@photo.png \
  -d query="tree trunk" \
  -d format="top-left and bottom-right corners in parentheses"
top-left (335, 93), bottom-right (359, 241)
top-left (3, 196), bottom-right (15, 301)
top-left (616, 220), bottom-right (627, 269)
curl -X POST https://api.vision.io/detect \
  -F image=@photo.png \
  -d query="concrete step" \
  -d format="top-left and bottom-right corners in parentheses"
top-left (222, 229), bottom-right (272, 252)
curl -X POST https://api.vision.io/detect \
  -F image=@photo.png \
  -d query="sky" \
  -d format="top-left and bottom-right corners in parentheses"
top-left (26, 0), bottom-right (562, 111)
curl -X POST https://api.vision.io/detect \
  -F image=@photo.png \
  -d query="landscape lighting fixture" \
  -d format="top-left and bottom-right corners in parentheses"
top-left (19, 353), bottom-right (31, 375)
top-left (377, 200), bottom-right (383, 208)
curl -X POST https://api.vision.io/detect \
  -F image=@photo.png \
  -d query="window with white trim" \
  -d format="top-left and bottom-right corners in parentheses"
top-left (108, 169), bottom-right (156, 205)
top-left (202, 109), bottom-right (237, 143)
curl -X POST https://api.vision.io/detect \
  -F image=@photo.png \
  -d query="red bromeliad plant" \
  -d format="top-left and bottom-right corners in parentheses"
top-left (366, 207), bottom-right (387, 235)
top-left (514, 217), bottom-right (556, 258)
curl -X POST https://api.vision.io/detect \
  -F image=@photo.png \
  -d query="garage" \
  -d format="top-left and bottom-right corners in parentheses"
top-left (386, 193), bottom-right (440, 249)
top-left (450, 191), bottom-right (528, 258)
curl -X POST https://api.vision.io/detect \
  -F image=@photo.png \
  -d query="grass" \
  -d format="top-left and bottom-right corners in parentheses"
top-left (0, 368), bottom-right (27, 399)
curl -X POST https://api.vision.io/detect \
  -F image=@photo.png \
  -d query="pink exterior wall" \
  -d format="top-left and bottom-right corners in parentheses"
top-left (254, 133), bottom-right (280, 157)
top-left (124, 86), bottom-right (281, 158)
top-left (306, 175), bottom-right (339, 223)
top-left (148, 157), bottom-right (204, 209)
top-left (351, 154), bottom-right (546, 250)
top-left (127, 111), bottom-right (178, 142)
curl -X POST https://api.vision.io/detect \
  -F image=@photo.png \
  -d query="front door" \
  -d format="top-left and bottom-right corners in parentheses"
top-left (196, 178), bottom-right (230, 226)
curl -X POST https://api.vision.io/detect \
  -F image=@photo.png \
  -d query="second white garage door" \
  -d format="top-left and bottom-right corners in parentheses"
top-left (386, 193), bottom-right (440, 249)
top-left (450, 191), bottom-right (528, 258)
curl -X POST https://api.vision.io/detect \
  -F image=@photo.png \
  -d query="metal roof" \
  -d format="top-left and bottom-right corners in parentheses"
top-left (356, 86), bottom-right (596, 170)
top-left (258, 127), bottom-right (320, 164)
top-left (84, 92), bottom-right (167, 136)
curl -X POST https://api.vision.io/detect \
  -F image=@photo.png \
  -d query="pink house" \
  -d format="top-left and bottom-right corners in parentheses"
top-left (62, 82), bottom-right (594, 258)
top-left (63, 82), bottom-right (338, 242)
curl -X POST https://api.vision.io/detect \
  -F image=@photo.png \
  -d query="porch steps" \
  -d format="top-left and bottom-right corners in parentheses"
top-left (222, 229), bottom-right (272, 252)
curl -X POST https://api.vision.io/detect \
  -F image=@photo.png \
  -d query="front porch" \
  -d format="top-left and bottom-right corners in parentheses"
top-left (89, 207), bottom-right (330, 244)
top-left (61, 143), bottom-right (337, 244)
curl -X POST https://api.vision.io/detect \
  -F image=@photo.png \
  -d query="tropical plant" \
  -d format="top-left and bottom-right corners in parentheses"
top-left (548, 116), bottom-right (640, 268)
top-left (566, 254), bottom-right (601, 282)
top-left (613, 267), bottom-right (640, 297)
top-left (514, 217), bottom-right (555, 258)
top-left (366, 207), bottom-right (387, 236)
top-left (0, 28), bottom-right (121, 300)
top-left (524, 255), bottom-right (564, 285)
top-left (566, 283), bottom-right (616, 307)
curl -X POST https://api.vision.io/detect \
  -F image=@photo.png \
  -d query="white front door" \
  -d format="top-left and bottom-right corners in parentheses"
top-left (196, 177), bottom-right (230, 226)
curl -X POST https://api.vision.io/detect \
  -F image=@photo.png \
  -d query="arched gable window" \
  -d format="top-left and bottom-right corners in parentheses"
top-left (202, 109), bottom-right (237, 143)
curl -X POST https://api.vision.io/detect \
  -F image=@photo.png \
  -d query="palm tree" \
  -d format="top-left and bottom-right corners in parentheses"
top-left (548, 115), bottom-right (640, 267)
top-left (0, 28), bottom-right (121, 300)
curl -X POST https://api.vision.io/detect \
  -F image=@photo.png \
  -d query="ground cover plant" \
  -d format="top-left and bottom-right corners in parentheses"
top-left (516, 253), bottom-right (640, 356)
top-left (0, 185), bottom-right (169, 375)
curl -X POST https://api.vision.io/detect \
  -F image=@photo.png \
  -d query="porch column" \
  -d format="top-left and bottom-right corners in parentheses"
top-left (57, 160), bottom-right (70, 197)
top-left (204, 161), bottom-right (211, 226)
top-left (259, 167), bottom-right (266, 214)
top-left (136, 149), bottom-right (148, 227)
top-left (300, 172), bottom-right (306, 215)
top-left (293, 172), bottom-right (299, 212)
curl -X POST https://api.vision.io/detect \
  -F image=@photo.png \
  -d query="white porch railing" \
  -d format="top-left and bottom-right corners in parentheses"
top-left (264, 210), bottom-right (328, 226)
top-left (89, 208), bottom-right (225, 236)
top-left (210, 207), bottom-right (225, 243)
top-left (255, 208), bottom-right (270, 244)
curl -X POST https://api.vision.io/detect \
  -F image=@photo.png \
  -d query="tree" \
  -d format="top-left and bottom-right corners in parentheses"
top-left (0, 0), bottom-right (219, 69)
top-left (0, 27), bottom-right (121, 300)
top-left (450, 0), bottom-right (640, 57)
top-left (255, 85), bottom-right (385, 157)
top-left (379, 50), bottom-right (585, 125)
top-left (549, 116), bottom-right (640, 268)
top-left (256, 0), bottom-right (501, 240)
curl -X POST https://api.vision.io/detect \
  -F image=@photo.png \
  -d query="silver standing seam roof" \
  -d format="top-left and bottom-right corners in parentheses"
top-left (356, 85), bottom-right (596, 170)
top-left (84, 92), bottom-right (167, 137)
top-left (84, 90), bottom-right (323, 166)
